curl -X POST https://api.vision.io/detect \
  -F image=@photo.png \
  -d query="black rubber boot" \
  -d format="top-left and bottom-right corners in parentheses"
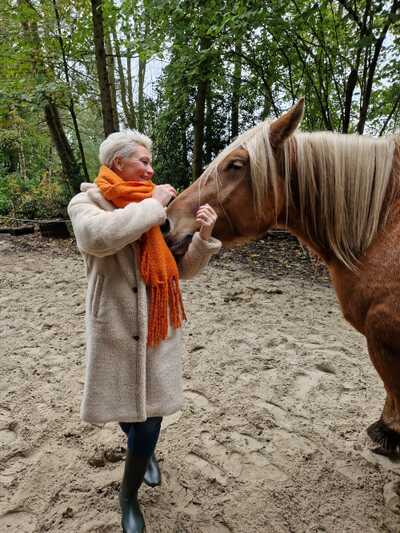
top-left (143, 453), bottom-right (161, 487)
top-left (119, 449), bottom-right (147, 533)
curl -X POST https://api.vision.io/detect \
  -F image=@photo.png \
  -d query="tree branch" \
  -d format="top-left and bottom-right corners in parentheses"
top-left (337, 0), bottom-right (363, 30)
top-left (379, 90), bottom-right (400, 136)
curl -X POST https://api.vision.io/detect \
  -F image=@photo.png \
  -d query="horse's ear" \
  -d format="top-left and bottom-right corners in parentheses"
top-left (269, 98), bottom-right (304, 148)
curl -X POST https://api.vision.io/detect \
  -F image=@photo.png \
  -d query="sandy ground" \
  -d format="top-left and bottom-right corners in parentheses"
top-left (1, 233), bottom-right (400, 533)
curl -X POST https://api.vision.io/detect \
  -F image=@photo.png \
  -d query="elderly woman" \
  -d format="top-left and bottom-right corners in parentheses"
top-left (68, 130), bottom-right (221, 533)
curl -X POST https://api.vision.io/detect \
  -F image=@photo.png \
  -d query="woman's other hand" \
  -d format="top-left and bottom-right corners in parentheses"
top-left (152, 184), bottom-right (177, 207)
top-left (196, 204), bottom-right (217, 241)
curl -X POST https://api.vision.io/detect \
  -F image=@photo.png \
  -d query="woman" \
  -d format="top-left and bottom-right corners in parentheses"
top-left (68, 130), bottom-right (221, 533)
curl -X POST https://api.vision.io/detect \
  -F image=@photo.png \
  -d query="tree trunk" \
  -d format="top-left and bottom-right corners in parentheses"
top-left (357, 0), bottom-right (399, 134)
top-left (18, 140), bottom-right (27, 180)
top-left (90, 0), bottom-right (118, 136)
top-left (205, 87), bottom-right (213, 164)
top-left (136, 16), bottom-right (149, 133)
top-left (379, 92), bottom-right (400, 136)
top-left (52, 0), bottom-right (89, 181)
top-left (342, 67), bottom-right (358, 133)
top-left (105, 31), bottom-right (118, 129)
top-left (357, 39), bottom-right (386, 134)
top-left (193, 77), bottom-right (208, 180)
top-left (342, 0), bottom-right (370, 133)
top-left (5, 113), bottom-right (19, 173)
top-left (127, 56), bottom-right (137, 128)
top-left (113, 29), bottom-right (136, 128)
top-left (21, 0), bottom-right (83, 192)
top-left (262, 92), bottom-right (272, 120)
top-left (181, 111), bottom-right (189, 179)
top-left (138, 56), bottom-right (146, 132)
top-left (44, 99), bottom-right (82, 194)
top-left (192, 36), bottom-right (211, 180)
top-left (231, 38), bottom-right (242, 140)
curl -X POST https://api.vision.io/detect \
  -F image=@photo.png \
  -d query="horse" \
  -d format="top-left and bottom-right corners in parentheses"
top-left (166, 98), bottom-right (400, 456)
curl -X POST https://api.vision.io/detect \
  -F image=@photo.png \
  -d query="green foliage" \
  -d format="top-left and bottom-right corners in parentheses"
top-left (0, 0), bottom-right (399, 217)
top-left (0, 172), bottom-right (69, 220)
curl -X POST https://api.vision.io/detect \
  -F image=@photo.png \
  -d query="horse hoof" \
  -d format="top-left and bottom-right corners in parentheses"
top-left (367, 419), bottom-right (400, 455)
top-left (371, 446), bottom-right (397, 457)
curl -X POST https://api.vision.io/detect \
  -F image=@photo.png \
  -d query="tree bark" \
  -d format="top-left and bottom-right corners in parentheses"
top-left (338, 0), bottom-right (399, 134)
top-left (193, 77), bottom-right (209, 179)
top-left (356, 0), bottom-right (399, 134)
top-left (90, 0), bottom-right (118, 136)
top-left (138, 55), bottom-right (146, 132)
top-left (18, 139), bottom-right (27, 180)
top-left (44, 99), bottom-right (82, 194)
top-left (342, 68), bottom-right (358, 133)
top-left (134, 16), bottom-right (149, 133)
top-left (262, 92), bottom-right (272, 120)
top-left (181, 111), bottom-right (189, 179)
top-left (52, 0), bottom-right (89, 180)
top-left (21, 0), bottom-right (83, 193)
top-left (105, 31), bottom-right (119, 129)
top-left (192, 36), bottom-right (212, 180)
top-left (113, 29), bottom-right (136, 128)
top-left (379, 91), bottom-right (400, 136)
top-left (342, 0), bottom-right (370, 133)
top-left (231, 38), bottom-right (242, 140)
top-left (127, 56), bottom-right (137, 128)
top-left (205, 87), bottom-right (213, 164)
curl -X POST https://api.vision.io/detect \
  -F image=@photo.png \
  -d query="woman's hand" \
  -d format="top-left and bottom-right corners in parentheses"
top-left (196, 204), bottom-right (217, 241)
top-left (152, 184), bottom-right (177, 207)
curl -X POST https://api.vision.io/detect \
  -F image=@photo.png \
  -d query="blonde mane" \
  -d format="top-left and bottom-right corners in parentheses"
top-left (203, 123), bottom-right (397, 270)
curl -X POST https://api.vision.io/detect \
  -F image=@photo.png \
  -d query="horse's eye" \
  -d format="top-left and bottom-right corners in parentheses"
top-left (228, 160), bottom-right (244, 170)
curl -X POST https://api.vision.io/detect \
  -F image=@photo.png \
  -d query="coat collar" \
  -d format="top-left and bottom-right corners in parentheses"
top-left (80, 182), bottom-right (115, 212)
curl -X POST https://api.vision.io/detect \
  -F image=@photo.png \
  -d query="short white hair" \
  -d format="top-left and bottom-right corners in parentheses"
top-left (99, 129), bottom-right (152, 167)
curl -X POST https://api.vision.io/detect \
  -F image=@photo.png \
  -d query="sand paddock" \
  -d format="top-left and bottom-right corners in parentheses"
top-left (1, 233), bottom-right (400, 532)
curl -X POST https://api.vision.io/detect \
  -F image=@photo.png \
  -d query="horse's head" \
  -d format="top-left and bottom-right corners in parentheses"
top-left (166, 99), bottom-right (304, 255)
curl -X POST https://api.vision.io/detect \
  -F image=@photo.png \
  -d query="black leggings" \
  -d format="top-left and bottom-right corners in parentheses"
top-left (119, 417), bottom-right (162, 456)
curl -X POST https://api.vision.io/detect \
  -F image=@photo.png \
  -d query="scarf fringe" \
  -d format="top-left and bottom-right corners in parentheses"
top-left (147, 279), bottom-right (186, 347)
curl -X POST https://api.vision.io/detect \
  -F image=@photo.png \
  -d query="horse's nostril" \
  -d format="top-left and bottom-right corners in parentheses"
top-left (160, 219), bottom-right (171, 236)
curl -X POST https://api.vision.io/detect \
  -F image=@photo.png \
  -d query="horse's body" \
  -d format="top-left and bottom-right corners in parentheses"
top-left (167, 99), bottom-right (400, 454)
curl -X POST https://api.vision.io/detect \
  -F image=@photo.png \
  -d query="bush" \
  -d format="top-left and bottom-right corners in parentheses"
top-left (0, 172), bottom-right (69, 221)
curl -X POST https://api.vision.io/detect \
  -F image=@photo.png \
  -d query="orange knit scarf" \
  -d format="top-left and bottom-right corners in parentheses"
top-left (95, 165), bottom-right (185, 347)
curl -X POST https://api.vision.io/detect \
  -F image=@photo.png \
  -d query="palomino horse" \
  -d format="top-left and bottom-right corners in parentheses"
top-left (167, 99), bottom-right (400, 456)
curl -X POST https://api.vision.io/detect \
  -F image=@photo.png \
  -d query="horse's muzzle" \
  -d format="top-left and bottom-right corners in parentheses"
top-left (160, 219), bottom-right (171, 236)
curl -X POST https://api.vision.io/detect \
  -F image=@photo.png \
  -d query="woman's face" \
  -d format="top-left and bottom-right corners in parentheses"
top-left (113, 145), bottom-right (154, 182)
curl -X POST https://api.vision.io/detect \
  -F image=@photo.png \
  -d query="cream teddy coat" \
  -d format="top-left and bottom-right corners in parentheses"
top-left (68, 183), bottom-right (221, 424)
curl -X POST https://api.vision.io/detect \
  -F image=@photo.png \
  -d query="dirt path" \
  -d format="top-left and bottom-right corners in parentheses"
top-left (1, 234), bottom-right (400, 533)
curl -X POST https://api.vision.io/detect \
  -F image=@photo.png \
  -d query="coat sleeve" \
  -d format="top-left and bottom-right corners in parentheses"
top-left (177, 232), bottom-right (221, 280)
top-left (68, 192), bottom-right (166, 257)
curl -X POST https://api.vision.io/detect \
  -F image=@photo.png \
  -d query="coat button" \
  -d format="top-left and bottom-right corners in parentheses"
top-left (132, 287), bottom-right (138, 293)
top-left (133, 335), bottom-right (140, 341)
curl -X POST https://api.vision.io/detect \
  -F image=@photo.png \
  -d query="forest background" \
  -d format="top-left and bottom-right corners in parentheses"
top-left (0, 0), bottom-right (399, 221)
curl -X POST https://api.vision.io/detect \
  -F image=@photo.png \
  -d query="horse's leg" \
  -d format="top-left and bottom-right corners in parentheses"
top-left (365, 326), bottom-right (400, 454)
top-left (368, 393), bottom-right (400, 454)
